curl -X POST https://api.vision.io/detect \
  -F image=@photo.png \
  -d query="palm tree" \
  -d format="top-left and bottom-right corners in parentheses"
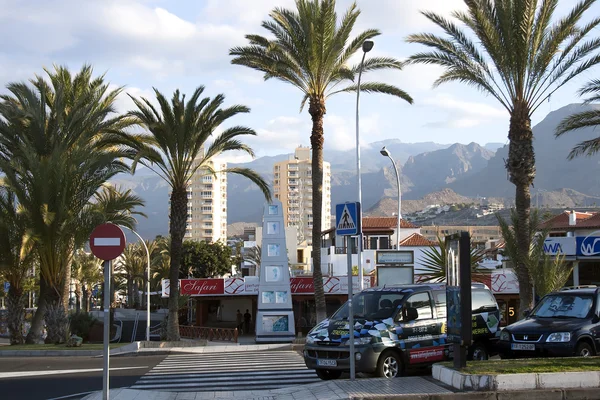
top-left (406, 0), bottom-right (600, 315)
top-left (0, 65), bottom-right (140, 343)
top-left (115, 244), bottom-right (146, 308)
top-left (230, 0), bottom-right (413, 321)
top-left (419, 235), bottom-right (485, 283)
top-left (497, 210), bottom-right (572, 302)
top-left (243, 245), bottom-right (262, 275)
top-left (129, 87), bottom-right (271, 341)
top-left (556, 80), bottom-right (600, 157)
top-left (72, 251), bottom-right (103, 313)
top-left (0, 188), bottom-right (36, 344)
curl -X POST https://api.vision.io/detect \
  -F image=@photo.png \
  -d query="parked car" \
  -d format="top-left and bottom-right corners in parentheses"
top-left (303, 283), bottom-right (501, 380)
top-left (498, 286), bottom-right (600, 359)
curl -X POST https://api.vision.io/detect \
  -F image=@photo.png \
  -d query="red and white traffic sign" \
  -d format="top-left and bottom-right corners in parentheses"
top-left (89, 223), bottom-right (126, 261)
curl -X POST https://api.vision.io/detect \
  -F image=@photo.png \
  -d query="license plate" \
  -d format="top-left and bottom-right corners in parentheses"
top-left (317, 359), bottom-right (337, 367)
top-left (511, 343), bottom-right (535, 351)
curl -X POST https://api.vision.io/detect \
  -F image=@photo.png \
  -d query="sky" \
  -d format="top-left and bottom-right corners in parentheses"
top-left (0, 0), bottom-right (598, 163)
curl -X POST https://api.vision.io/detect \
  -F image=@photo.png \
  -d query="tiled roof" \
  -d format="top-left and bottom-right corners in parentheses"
top-left (399, 233), bottom-right (437, 247)
top-left (577, 213), bottom-right (600, 229)
top-left (540, 211), bottom-right (595, 230)
top-left (362, 217), bottom-right (417, 229)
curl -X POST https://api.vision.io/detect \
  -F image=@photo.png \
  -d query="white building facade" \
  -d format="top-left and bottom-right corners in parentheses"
top-left (273, 146), bottom-right (331, 245)
top-left (184, 155), bottom-right (228, 243)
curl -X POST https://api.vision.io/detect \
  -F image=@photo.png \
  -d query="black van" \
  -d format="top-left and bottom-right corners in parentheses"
top-left (303, 283), bottom-right (500, 379)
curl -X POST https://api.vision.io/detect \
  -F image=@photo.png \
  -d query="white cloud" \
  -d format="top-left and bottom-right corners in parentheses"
top-left (423, 93), bottom-right (506, 118)
top-left (421, 93), bottom-right (507, 129)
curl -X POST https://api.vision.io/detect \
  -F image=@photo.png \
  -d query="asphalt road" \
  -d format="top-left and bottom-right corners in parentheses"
top-left (0, 354), bottom-right (166, 400)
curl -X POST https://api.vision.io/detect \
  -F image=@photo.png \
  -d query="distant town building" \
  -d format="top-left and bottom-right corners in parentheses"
top-left (273, 146), bottom-right (331, 245)
top-left (184, 151), bottom-right (228, 243)
top-left (419, 225), bottom-right (502, 246)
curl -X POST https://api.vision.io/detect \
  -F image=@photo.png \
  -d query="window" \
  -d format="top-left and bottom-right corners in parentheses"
top-left (472, 289), bottom-right (497, 312)
top-left (405, 292), bottom-right (433, 320)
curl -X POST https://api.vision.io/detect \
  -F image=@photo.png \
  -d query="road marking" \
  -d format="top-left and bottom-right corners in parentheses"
top-left (46, 391), bottom-right (95, 400)
top-left (94, 237), bottom-right (121, 246)
top-left (0, 366), bottom-right (147, 379)
top-left (131, 351), bottom-right (319, 392)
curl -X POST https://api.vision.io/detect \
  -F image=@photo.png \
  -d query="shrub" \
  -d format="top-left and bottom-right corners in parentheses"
top-left (45, 304), bottom-right (70, 344)
top-left (69, 312), bottom-right (97, 342)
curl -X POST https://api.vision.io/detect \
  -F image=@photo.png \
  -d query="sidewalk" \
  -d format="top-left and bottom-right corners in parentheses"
top-left (82, 376), bottom-right (453, 400)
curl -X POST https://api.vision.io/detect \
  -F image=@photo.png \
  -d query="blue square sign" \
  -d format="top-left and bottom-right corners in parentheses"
top-left (335, 202), bottom-right (361, 236)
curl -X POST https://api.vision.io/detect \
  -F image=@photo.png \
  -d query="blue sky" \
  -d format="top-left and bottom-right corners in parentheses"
top-left (0, 0), bottom-right (598, 163)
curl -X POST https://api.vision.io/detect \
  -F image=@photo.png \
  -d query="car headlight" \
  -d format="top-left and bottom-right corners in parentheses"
top-left (354, 336), bottom-right (372, 345)
top-left (500, 330), bottom-right (510, 341)
top-left (546, 332), bottom-right (571, 343)
top-left (305, 335), bottom-right (316, 344)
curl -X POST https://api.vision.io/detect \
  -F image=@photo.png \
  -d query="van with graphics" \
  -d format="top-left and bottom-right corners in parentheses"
top-left (303, 283), bottom-right (500, 380)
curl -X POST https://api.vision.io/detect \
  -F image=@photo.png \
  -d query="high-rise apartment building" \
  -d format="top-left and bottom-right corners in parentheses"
top-left (273, 146), bottom-right (331, 245)
top-left (184, 154), bottom-right (228, 243)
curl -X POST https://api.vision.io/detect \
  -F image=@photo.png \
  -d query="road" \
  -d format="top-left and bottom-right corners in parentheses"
top-left (0, 355), bottom-right (166, 400)
top-left (130, 350), bottom-right (320, 392)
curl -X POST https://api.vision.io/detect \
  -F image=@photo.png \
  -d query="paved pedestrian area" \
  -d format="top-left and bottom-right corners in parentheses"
top-left (83, 377), bottom-right (452, 399)
top-left (130, 350), bottom-right (319, 392)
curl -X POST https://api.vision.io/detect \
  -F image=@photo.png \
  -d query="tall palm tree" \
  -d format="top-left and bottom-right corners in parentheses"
top-left (0, 188), bottom-right (36, 344)
top-left (0, 65), bottom-right (140, 343)
top-left (129, 87), bottom-right (271, 341)
top-left (406, 0), bottom-right (600, 315)
top-left (230, 0), bottom-right (413, 321)
top-left (556, 80), bottom-right (600, 157)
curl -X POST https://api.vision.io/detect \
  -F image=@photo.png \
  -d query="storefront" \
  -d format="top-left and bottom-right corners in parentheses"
top-left (162, 276), bottom-right (373, 333)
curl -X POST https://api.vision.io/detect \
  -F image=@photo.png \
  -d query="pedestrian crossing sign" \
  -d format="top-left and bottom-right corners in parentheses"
top-left (335, 202), bottom-right (361, 236)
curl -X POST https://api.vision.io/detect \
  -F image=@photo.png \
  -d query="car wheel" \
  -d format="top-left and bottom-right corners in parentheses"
top-left (377, 351), bottom-right (402, 378)
top-left (315, 369), bottom-right (342, 380)
top-left (470, 343), bottom-right (489, 361)
top-left (575, 342), bottom-right (595, 357)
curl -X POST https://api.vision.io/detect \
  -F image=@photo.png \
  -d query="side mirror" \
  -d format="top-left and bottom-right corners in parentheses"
top-left (403, 307), bottom-right (419, 321)
top-left (523, 310), bottom-right (531, 318)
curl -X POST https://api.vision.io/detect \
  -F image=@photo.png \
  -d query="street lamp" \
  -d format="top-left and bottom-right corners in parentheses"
top-left (355, 40), bottom-right (373, 291)
top-left (119, 226), bottom-right (151, 342)
top-left (380, 146), bottom-right (401, 248)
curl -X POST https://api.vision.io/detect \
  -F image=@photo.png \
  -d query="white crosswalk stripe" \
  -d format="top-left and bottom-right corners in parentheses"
top-left (131, 350), bottom-right (320, 392)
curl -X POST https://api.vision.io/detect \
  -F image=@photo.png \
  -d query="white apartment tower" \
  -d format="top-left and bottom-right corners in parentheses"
top-left (273, 146), bottom-right (331, 245)
top-left (184, 153), bottom-right (228, 243)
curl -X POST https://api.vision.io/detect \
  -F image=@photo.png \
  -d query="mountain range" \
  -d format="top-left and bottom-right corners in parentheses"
top-left (113, 104), bottom-right (600, 239)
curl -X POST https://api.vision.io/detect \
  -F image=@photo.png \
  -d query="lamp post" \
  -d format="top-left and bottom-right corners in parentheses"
top-left (380, 146), bottom-right (401, 248)
top-left (356, 40), bottom-right (373, 291)
top-left (119, 226), bottom-right (151, 342)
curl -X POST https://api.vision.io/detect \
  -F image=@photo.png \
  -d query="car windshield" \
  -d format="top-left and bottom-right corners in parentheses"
top-left (332, 292), bottom-right (405, 321)
top-left (531, 294), bottom-right (593, 318)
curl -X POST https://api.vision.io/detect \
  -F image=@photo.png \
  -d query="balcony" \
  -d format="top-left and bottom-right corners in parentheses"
top-left (288, 165), bottom-right (299, 171)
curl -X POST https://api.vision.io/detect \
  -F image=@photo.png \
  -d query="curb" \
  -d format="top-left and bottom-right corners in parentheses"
top-left (0, 342), bottom-right (140, 357)
top-left (349, 387), bottom-right (600, 400)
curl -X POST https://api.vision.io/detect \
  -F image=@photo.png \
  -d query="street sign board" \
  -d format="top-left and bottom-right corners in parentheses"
top-left (3, 282), bottom-right (9, 293)
top-left (335, 202), bottom-right (360, 236)
top-left (90, 223), bottom-right (126, 260)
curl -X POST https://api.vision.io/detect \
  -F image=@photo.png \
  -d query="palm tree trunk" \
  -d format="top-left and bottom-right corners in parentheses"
top-left (127, 278), bottom-right (134, 308)
top-left (61, 263), bottom-right (71, 312)
top-left (7, 285), bottom-right (26, 345)
top-left (26, 278), bottom-right (48, 344)
top-left (507, 100), bottom-right (535, 317)
top-left (82, 285), bottom-right (89, 313)
top-left (167, 187), bottom-right (186, 341)
top-left (309, 96), bottom-right (327, 323)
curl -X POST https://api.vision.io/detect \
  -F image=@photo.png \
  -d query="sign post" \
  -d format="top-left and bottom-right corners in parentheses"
top-left (90, 223), bottom-right (126, 400)
top-left (335, 202), bottom-right (361, 380)
top-left (445, 232), bottom-right (471, 369)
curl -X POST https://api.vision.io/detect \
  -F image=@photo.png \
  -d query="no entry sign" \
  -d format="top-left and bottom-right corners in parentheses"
top-left (90, 223), bottom-right (126, 260)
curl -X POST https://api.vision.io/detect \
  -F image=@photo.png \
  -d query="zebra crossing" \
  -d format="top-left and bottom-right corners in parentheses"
top-left (130, 350), bottom-right (320, 392)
